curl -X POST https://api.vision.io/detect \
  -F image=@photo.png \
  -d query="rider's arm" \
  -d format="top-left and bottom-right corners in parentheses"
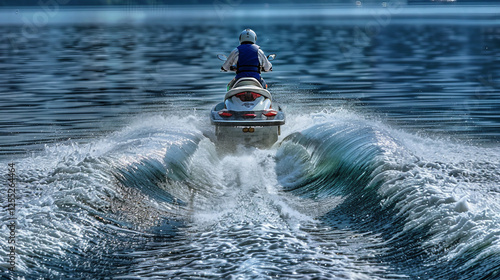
top-left (221, 48), bottom-right (239, 71)
top-left (259, 49), bottom-right (272, 72)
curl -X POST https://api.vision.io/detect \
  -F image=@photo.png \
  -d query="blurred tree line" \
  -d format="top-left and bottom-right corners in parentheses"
top-left (1, 0), bottom-right (495, 6)
top-left (0, 0), bottom-right (387, 6)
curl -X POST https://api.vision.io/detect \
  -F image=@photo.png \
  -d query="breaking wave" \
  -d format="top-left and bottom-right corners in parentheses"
top-left (1, 110), bottom-right (499, 279)
top-left (277, 112), bottom-right (500, 279)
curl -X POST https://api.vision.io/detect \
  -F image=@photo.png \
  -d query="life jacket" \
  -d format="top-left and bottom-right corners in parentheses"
top-left (236, 44), bottom-right (261, 80)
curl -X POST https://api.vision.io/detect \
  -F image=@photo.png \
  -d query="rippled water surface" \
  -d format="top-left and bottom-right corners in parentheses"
top-left (1, 5), bottom-right (500, 280)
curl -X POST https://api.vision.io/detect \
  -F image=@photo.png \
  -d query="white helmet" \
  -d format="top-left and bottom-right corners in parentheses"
top-left (239, 28), bottom-right (257, 44)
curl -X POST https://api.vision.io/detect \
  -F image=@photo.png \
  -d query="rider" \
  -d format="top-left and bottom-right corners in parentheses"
top-left (221, 28), bottom-right (272, 89)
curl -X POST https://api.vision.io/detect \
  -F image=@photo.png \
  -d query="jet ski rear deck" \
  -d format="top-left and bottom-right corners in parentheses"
top-left (210, 101), bottom-right (285, 148)
top-left (210, 102), bottom-right (285, 127)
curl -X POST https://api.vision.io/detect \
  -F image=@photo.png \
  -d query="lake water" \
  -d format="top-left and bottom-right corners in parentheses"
top-left (1, 4), bottom-right (499, 279)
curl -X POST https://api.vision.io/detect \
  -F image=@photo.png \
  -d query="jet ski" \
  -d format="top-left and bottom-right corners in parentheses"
top-left (210, 54), bottom-right (285, 148)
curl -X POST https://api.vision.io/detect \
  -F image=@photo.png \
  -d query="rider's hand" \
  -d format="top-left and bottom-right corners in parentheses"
top-left (230, 66), bottom-right (236, 71)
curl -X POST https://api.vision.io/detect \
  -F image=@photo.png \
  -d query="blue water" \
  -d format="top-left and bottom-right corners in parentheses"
top-left (1, 4), bottom-right (500, 279)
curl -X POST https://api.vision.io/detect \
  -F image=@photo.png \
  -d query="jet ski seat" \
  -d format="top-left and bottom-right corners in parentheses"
top-left (231, 78), bottom-right (264, 89)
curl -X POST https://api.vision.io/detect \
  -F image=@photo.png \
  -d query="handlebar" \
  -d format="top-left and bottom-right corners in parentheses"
top-left (221, 66), bottom-right (272, 72)
top-left (218, 53), bottom-right (276, 72)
